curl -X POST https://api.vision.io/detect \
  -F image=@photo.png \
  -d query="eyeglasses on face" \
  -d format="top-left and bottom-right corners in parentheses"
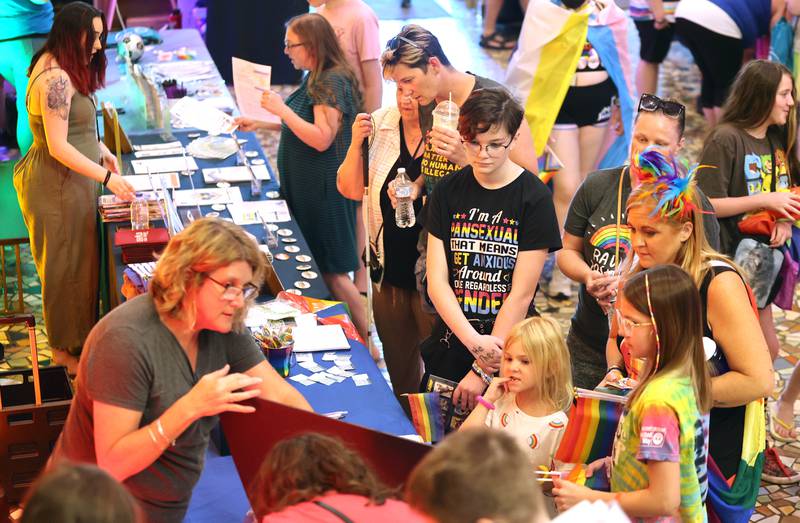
top-left (206, 274), bottom-right (259, 300)
top-left (461, 136), bottom-right (513, 158)
top-left (638, 93), bottom-right (685, 120)
top-left (616, 315), bottom-right (653, 336)
top-left (284, 41), bottom-right (306, 50)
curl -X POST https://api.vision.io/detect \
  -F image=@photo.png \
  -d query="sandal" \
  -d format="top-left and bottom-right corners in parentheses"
top-left (769, 402), bottom-right (798, 443)
top-left (479, 31), bottom-right (517, 51)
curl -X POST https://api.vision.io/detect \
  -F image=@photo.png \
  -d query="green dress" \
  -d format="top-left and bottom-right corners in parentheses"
top-left (277, 69), bottom-right (358, 274)
top-left (13, 68), bottom-right (100, 351)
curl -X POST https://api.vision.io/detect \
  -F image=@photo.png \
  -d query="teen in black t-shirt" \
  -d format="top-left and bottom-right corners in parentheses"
top-left (424, 87), bottom-right (561, 410)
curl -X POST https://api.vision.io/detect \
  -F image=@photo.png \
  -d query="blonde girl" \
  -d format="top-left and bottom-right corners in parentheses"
top-left (461, 316), bottom-right (572, 470)
top-left (555, 265), bottom-right (712, 522)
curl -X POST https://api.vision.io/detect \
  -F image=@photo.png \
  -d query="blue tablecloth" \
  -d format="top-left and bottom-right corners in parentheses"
top-left (184, 303), bottom-right (416, 523)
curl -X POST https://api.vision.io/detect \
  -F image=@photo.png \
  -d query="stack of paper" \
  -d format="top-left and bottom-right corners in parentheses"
top-left (292, 324), bottom-right (350, 352)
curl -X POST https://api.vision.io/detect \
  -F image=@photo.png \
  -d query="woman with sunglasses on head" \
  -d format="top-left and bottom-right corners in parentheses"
top-left (697, 60), bottom-right (800, 456)
top-left (607, 148), bottom-right (778, 490)
top-left (337, 87), bottom-right (435, 407)
top-left (233, 14), bottom-right (367, 341)
top-left (12, 2), bottom-right (136, 375)
top-left (51, 218), bottom-right (312, 523)
top-left (556, 94), bottom-right (719, 391)
top-left (555, 265), bottom-right (712, 522)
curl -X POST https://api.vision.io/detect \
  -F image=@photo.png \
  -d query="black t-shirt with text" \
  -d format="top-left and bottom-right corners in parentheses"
top-left (426, 167), bottom-right (561, 322)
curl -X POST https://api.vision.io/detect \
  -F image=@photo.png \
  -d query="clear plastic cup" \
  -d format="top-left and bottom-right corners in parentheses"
top-left (432, 100), bottom-right (459, 131)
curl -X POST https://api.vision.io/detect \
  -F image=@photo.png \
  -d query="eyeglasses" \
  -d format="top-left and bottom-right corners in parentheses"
top-left (206, 274), bottom-right (259, 300)
top-left (284, 41), bottom-right (306, 50)
top-left (638, 93), bottom-right (685, 120)
top-left (461, 137), bottom-right (513, 158)
top-left (616, 315), bottom-right (653, 336)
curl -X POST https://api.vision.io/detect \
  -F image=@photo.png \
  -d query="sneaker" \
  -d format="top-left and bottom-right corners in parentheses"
top-left (547, 265), bottom-right (573, 301)
top-left (761, 447), bottom-right (800, 484)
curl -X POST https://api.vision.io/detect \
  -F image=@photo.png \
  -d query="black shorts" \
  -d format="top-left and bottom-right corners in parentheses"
top-left (634, 19), bottom-right (675, 63)
top-left (555, 77), bottom-right (616, 128)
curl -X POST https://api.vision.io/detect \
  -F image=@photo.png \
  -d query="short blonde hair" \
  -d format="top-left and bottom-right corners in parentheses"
top-left (150, 218), bottom-right (266, 331)
top-left (504, 316), bottom-right (573, 412)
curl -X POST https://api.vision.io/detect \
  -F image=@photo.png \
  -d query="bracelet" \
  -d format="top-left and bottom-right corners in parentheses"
top-left (606, 365), bottom-right (624, 374)
top-left (476, 395), bottom-right (495, 410)
top-left (102, 169), bottom-right (112, 187)
top-left (146, 425), bottom-right (159, 446)
top-left (471, 361), bottom-right (492, 386)
top-left (155, 418), bottom-right (177, 447)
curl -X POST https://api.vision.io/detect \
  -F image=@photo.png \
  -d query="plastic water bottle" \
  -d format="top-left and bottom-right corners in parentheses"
top-left (394, 168), bottom-right (416, 228)
top-left (130, 196), bottom-right (150, 230)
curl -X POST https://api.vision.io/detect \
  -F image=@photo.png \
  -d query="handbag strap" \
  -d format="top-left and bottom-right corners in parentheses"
top-left (767, 135), bottom-right (777, 194)
top-left (313, 500), bottom-right (356, 523)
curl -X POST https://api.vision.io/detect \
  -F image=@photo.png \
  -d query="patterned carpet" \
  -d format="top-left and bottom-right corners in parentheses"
top-left (2, 0), bottom-right (800, 521)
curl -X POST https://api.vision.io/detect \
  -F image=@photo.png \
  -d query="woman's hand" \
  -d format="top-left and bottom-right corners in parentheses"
top-left (586, 271), bottom-right (618, 309)
top-left (482, 376), bottom-right (509, 404)
top-left (585, 456), bottom-right (612, 478)
top-left (180, 364), bottom-right (263, 420)
top-left (453, 370), bottom-right (488, 411)
top-left (107, 173), bottom-right (135, 201)
top-left (762, 191), bottom-right (800, 220)
top-left (771, 220), bottom-right (793, 247)
top-left (468, 333), bottom-right (504, 373)
top-left (233, 116), bottom-right (264, 132)
top-left (553, 478), bottom-right (599, 511)
top-left (261, 90), bottom-right (288, 119)
top-left (351, 113), bottom-right (373, 147)
top-left (387, 177), bottom-right (422, 208)
top-left (429, 127), bottom-right (467, 166)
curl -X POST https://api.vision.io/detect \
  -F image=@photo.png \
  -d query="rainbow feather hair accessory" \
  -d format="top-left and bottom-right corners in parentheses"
top-left (630, 147), bottom-right (707, 220)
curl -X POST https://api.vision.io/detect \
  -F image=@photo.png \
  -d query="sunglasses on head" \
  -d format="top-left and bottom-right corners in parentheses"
top-left (386, 34), bottom-right (427, 54)
top-left (638, 93), bottom-right (685, 120)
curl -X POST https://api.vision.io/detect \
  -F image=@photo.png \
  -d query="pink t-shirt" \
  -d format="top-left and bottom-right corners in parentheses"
top-left (262, 493), bottom-right (426, 523)
top-left (317, 0), bottom-right (380, 93)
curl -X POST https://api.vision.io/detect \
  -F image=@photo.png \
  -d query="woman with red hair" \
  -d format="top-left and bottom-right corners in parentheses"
top-left (13, 2), bottom-right (134, 373)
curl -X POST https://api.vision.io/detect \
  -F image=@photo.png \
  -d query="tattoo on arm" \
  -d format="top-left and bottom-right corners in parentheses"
top-left (46, 76), bottom-right (69, 121)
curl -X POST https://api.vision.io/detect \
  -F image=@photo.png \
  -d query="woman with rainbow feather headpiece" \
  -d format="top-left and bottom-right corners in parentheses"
top-left (606, 148), bottom-right (774, 522)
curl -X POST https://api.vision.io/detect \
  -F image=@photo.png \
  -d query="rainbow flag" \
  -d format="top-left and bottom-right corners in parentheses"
top-left (537, 144), bottom-right (563, 184)
top-left (564, 462), bottom-right (611, 491)
top-left (706, 399), bottom-right (765, 522)
top-left (406, 392), bottom-right (445, 443)
top-left (505, 0), bottom-right (635, 167)
top-left (555, 389), bottom-right (625, 465)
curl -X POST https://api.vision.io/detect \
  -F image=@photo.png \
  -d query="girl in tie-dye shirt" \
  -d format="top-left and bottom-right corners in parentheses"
top-left (554, 265), bottom-right (712, 522)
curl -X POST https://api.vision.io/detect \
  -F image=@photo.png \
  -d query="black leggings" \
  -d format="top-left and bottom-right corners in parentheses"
top-left (675, 18), bottom-right (743, 109)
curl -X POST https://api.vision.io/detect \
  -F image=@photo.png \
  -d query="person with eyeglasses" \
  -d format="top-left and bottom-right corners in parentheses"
top-left (605, 148), bottom-right (776, 491)
top-left (423, 87), bottom-right (561, 411)
top-left (234, 13), bottom-right (368, 343)
top-left (556, 93), bottom-right (719, 391)
top-left (51, 217), bottom-right (312, 523)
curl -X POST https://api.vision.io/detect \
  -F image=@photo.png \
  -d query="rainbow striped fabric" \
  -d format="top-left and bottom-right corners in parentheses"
top-left (406, 392), bottom-right (445, 444)
top-left (706, 399), bottom-right (765, 523)
top-left (555, 389), bottom-right (625, 465)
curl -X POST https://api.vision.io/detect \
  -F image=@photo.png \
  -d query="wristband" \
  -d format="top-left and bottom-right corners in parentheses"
top-left (102, 169), bottom-right (112, 187)
top-left (156, 418), bottom-right (176, 447)
top-left (476, 395), bottom-right (496, 410)
top-left (147, 425), bottom-right (159, 446)
top-left (606, 365), bottom-right (624, 374)
top-left (471, 361), bottom-right (492, 386)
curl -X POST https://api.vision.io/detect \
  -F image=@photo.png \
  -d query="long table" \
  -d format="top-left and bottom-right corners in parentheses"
top-left (185, 303), bottom-right (417, 523)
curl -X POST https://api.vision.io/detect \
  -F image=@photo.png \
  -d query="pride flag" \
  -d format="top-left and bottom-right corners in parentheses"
top-left (706, 399), bottom-right (765, 522)
top-left (555, 389), bottom-right (625, 465)
top-left (406, 392), bottom-right (445, 444)
top-left (505, 0), bottom-right (635, 168)
top-left (564, 462), bottom-right (611, 491)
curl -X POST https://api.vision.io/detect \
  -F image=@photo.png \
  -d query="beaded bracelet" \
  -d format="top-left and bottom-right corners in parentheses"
top-left (471, 361), bottom-right (492, 386)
